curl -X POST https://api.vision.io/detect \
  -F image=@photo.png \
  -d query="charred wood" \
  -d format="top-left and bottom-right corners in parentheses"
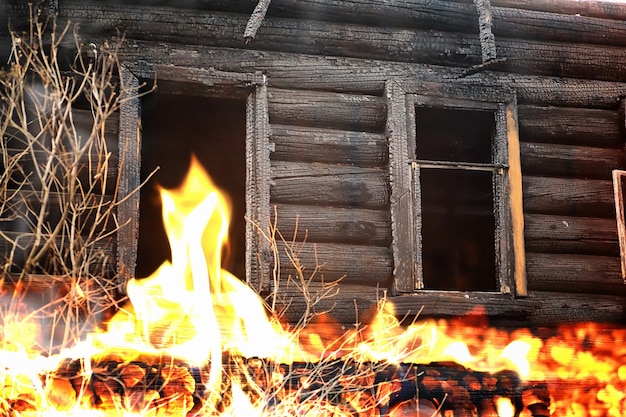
top-left (270, 125), bottom-right (388, 168)
top-left (522, 176), bottom-right (615, 218)
top-left (271, 161), bottom-right (390, 210)
top-left (275, 241), bottom-right (393, 287)
top-left (273, 203), bottom-right (392, 246)
top-left (48, 5), bottom-right (626, 82)
top-left (519, 142), bottom-right (624, 180)
top-left (524, 213), bottom-right (619, 257)
top-left (526, 252), bottom-right (625, 296)
top-left (268, 89), bottom-right (386, 133)
top-left (113, 40), bottom-right (626, 109)
top-left (518, 105), bottom-right (622, 148)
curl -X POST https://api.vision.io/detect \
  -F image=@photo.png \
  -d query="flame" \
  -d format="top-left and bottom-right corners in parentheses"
top-left (0, 156), bottom-right (625, 416)
top-left (104, 157), bottom-right (284, 360)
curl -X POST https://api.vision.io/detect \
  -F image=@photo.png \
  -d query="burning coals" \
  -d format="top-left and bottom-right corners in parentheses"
top-left (24, 354), bottom-right (548, 416)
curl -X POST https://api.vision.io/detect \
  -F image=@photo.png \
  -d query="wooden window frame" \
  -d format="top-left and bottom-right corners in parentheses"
top-left (386, 80), bottom-right (527, 297)
top-left (117, 65), bottom-right (271, 293)
top-left (612, 169), bottom-right (626, 282)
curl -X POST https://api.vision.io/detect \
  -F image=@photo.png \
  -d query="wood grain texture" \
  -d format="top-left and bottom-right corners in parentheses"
top-left (270, 125), bottom-right (388, 167)
top-left (276, 241), bottom-right (393, 287)
top-left (386, 80), bottom-right (415, 293)
top-left (268, 88), bottom-right (386, 132)
top-left (524, 213), bottom-right (619, 256)
top-left (522, 176), bottom-right (615, 218)
top-left (517, 105), bottom-right (621, 147)
top-left (520, 142), bottom-right (624, 180)
top-left (49, 4), bottom-right (626, 81)
top-left (272, 203), bottom-right (391, 246)
top-left (271, 161), bottom-right (390, 209)
top-left (116, 68), bottom-right (141, 291)
top-left (526, 252), bottom-right (625, 295)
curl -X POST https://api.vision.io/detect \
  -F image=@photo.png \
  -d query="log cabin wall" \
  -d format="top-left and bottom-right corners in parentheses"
top-left (2, 0), bottom-right (626, 327)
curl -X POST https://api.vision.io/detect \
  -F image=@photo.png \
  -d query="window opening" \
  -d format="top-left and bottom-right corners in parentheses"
top-left (415, 106), bottom-right (498, 291)
top-left (136, 93), bottom-right (247, 280)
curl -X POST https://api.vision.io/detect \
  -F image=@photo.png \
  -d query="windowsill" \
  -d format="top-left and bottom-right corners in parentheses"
top-left (390, 290), bottom-right (534, 321)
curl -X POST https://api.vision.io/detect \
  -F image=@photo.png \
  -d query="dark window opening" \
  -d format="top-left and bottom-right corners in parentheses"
top-left (136, 93), bottom-right (247, 280)
top-left (416, 107), bottom-right (497, 291)
top-left (416, 107), bottom-right (494, 164)
top-left (420, 169), bottom-right (496, 291)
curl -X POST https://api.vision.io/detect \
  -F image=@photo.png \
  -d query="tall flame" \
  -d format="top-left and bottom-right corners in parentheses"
top-left (102, 156), bottom-right (295, 405)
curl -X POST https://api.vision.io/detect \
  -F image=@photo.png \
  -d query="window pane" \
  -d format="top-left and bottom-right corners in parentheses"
top-left (415, 107), bottom-right (494, 163)
top-left (420, 168), bottom-right (497, 291)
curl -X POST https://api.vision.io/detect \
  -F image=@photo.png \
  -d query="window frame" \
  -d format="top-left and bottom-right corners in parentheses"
top-left (117, 64), bottom-right (271, 293)
top-left (612, 169), bottom-right (626, 282)
top-left (386, 80), bottom-right (527, 297)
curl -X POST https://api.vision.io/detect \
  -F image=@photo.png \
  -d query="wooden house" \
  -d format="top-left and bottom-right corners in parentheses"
top-left (2, 0), bottom-right (626, 329)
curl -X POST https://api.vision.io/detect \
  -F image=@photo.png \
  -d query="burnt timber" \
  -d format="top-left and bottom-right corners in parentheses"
top-left (2, 0), bottom-right (626, 327)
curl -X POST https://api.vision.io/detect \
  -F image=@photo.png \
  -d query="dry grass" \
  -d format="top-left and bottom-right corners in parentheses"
top-left (0, 5), bottom-right (150, 352)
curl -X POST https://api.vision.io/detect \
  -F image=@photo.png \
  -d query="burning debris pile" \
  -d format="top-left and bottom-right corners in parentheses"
top-left (15, 354), bottom-right (550, 416)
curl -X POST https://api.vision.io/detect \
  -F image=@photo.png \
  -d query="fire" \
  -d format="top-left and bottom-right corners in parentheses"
top-left (0, 157), bottom-right (625, 416)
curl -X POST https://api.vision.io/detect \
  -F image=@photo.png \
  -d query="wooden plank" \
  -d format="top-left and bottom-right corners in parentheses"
top-left (506, 100), bottom-right (527, 297)
top-left (272, 282), bottom-right (381, 325)
top-left (116, 67), bottom-right (141, 292)
top-left (48, 0), bottom-right (626, 38)
top-left (267, 88), bottom-right (386, 133)
top-left (385, 80), bottom-right (414, 293)
top-left (281, 284), bottom-right (626, 327)
top-left (520, 142), bottom-right (624, 180)
top-left (246, 81), bottom-right (273, 292)
top-left (270, 125), bottom-right (388, 167)
top-left (273, 203), bottom-right (391, 246)
top-left (477, 0), bottom-right (626, 21)
top-left (152, 64), bottom-right (264, 98)
top-left (524, 213), bottom-right (619, 256)
top-left (612, 169), bottom-right (626, 281)
top-left (522, 176), bottom-right (615, 218)
top-left (53, 6), bottom-right (626, 81)
top-left (390, 290), bottom-right (626, 327)
top-left (255, 0), bottom-right (626, 46)
top-left (518, 105), bottom-right (621, 147)
top-left (276, 241), bottom-right (393, 287)
top-left (270, 161), bottom-right (390, 209)
top-left (526, 252), bottom-right (625, 295)
top-left (120, 40), bottom-right (626, 109)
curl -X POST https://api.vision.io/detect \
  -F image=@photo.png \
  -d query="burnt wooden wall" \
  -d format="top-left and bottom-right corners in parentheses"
top-left (2, 0), bottom-right (626, 326)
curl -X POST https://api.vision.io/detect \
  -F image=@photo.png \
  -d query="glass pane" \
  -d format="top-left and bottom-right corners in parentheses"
top-left (415, 107), bottom-right (494, 163)
top-left (420, 168), bottom-right (497, 291)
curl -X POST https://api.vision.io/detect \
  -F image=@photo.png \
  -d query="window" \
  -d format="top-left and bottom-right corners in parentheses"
top-left (117, 65), bottom-right (271, 292)
top-left (386, 80), bottom-right (526, 296)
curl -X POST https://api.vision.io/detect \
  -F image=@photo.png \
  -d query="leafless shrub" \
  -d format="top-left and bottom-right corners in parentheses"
top-left (0, 6), bottom-right (149, 351)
